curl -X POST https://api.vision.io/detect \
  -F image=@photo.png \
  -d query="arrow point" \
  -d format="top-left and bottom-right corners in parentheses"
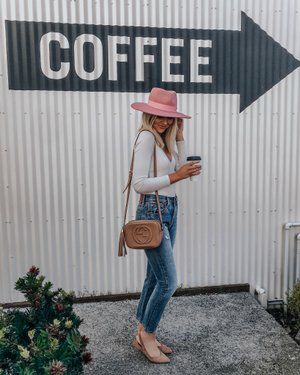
top-left (239, 12), bottom-right (300, 112)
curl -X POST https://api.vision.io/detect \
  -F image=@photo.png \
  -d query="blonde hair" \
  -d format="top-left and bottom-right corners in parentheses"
top-left (137, 112), bottom-right (178, 155)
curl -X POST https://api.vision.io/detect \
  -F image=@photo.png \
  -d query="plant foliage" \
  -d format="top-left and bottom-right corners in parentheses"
top-left (0, 266), bottom-right (92, 374)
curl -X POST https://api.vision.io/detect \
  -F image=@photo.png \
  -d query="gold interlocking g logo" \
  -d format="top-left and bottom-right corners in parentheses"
top-left (133, 226), bottom-right (153, 244)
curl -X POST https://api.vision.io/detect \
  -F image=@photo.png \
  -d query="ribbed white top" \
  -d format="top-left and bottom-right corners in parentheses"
top-left (132, 130), bottom-right (187, 197)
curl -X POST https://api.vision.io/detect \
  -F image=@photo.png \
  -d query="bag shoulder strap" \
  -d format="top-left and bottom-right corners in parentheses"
top-left (122, 130), bottom-right (163, 228)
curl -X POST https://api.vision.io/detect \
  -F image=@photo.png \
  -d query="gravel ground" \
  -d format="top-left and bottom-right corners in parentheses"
top-left (73, 292), bottom-right (300, 375)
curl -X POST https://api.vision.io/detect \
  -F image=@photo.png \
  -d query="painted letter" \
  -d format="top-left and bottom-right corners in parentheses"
top-left (107, 35), bottom-right (130, 81)
top-left (135, 37), bottom-right (157, 81)
top-left (162, 38), bottom-right (184, 82)
top-left (74, 34), bottom-right (103, 80)
top-left (190, 39), bottom-right (212, 83)
top-left (40, 32), bottom-right (70, 79)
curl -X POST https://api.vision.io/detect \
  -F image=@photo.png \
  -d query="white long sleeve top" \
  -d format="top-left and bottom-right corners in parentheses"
top-left (132, 130), bottom-right (187, 197)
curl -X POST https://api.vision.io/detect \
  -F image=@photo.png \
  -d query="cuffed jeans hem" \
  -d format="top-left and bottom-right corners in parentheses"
top-left (141, 311), bottom-right (162, 333)
top-left (141, 324), bottom-right (156, 334)
top-left (137, 315), bottom-right (158, 333)
top-left (136, 314), bottom-right (143, 323)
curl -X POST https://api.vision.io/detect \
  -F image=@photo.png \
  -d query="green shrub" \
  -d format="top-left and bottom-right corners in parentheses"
top-left (0, 266), bottom-right (92, 374)
top-left (286, 280), bottom-right (300, 337)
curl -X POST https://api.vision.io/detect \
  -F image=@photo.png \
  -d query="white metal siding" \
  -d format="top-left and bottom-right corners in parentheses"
top-left (0, 0), bottom-right (300, 303)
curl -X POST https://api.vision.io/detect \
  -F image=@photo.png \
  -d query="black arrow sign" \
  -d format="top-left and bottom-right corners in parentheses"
top-left (235, 12), bottom-right (300, 111)
top-left (5, 12), bottom-right (300, 112)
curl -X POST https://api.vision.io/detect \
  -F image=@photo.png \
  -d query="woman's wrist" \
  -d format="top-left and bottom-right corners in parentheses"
top-left (176, 131), bottom-right (184, 142)
top-left (168, 171), bottom-right (182, 184)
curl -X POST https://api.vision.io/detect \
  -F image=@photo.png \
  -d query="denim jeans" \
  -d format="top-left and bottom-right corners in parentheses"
top-left (135, 193), bottom-right (178, 333)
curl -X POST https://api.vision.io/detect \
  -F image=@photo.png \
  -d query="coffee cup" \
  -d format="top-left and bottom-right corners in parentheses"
top-left (187, 156), bottom-right (201, 181)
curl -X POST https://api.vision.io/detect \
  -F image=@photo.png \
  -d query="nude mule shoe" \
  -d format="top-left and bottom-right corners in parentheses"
top-left (133, 333), bottom-right (173, 354)
top-left (133, 331), bottom-right (170, 364)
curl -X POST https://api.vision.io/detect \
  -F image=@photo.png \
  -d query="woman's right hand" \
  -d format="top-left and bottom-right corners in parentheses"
top-left (176, 161), bottom-right (202, 180)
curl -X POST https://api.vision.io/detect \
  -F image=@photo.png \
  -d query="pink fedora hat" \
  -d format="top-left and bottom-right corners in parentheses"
top-left (131, 87), bottom-right (192, 119)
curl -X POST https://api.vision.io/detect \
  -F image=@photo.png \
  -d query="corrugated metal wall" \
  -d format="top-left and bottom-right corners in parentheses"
top-left (0, 0), bottom-right (300, 304)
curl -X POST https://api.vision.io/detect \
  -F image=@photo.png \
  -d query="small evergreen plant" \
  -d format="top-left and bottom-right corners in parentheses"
top-left (0, 266), bottom-right (92, 374)
top-left (286, 280), bottom-right (300, 338)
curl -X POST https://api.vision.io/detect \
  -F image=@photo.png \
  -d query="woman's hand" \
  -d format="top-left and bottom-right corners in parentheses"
top-left (176, 118), bottom-right (184, 141)
top-left (169, 161), bottom-right (202, 184)
top-left (177, 161), bottom-right (201, 180)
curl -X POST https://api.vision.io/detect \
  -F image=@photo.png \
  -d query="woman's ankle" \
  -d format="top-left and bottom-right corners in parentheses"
top-left (138, 322), bottom-right (156, 337)
top-left (138, 322), bottom-right (144, 332)
top-left (141, 329), bottom-right (156, 338)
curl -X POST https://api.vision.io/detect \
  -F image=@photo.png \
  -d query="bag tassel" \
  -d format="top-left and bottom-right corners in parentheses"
top-left (118, 229), bottom-right (128, 257)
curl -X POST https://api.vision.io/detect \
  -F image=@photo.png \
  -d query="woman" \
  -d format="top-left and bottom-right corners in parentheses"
top-left (130, 87), bottom-right (202, 363)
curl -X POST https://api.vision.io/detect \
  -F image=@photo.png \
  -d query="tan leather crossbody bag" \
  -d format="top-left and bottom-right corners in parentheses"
top-left (118, 130), bottom-right (164, 257)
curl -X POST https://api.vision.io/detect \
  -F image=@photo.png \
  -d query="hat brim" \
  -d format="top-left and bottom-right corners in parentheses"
top-left (131, 102), bottom-right (192, 119)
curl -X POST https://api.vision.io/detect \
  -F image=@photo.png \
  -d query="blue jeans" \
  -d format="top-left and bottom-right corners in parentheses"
top-left (135, 193), bottom-right (178, 333)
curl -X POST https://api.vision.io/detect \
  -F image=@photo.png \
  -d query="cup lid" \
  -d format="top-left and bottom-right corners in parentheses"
top-left (187, 156), bottom-right (201, 160)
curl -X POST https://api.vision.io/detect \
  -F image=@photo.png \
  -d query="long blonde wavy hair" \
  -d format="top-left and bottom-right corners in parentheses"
top-left (137, 112), bottom-right (178, 155)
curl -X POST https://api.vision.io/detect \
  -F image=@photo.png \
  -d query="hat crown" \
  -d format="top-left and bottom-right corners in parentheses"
top-left (149, 87), bottom-right (177, 110)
